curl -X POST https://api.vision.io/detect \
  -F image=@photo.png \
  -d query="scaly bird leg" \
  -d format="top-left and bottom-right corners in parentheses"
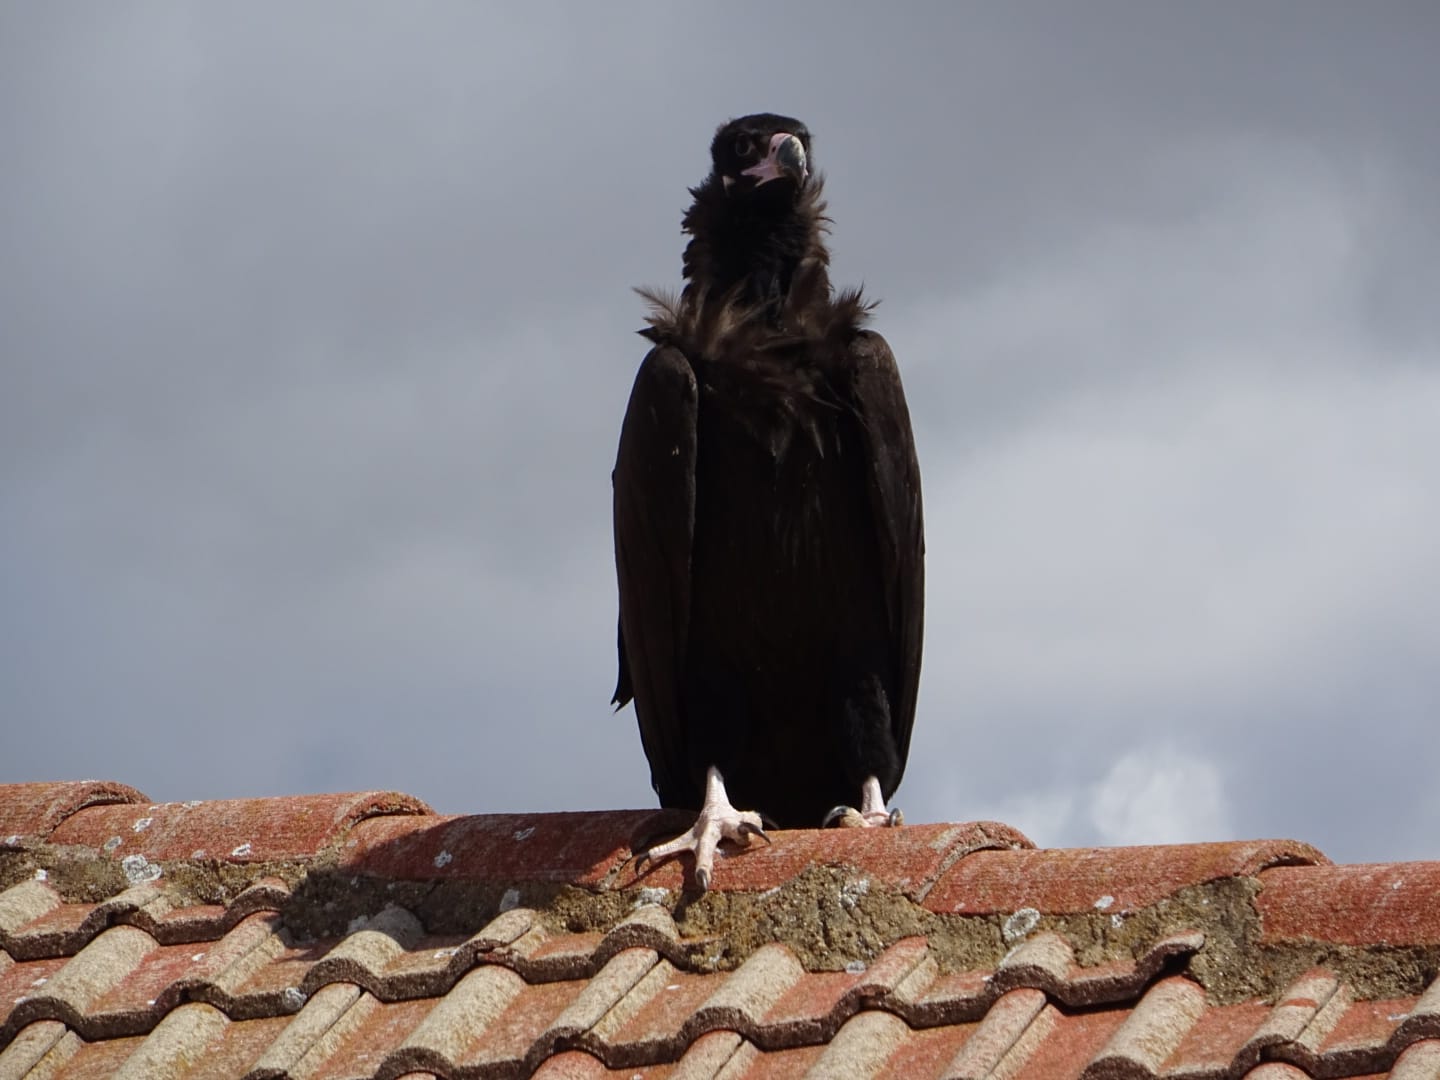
top-left (636, 766), bottom-right (769, 891)
top-left (823, 775), bottom-right (904, 829)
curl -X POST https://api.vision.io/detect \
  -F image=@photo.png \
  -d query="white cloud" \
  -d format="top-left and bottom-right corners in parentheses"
top-left (937, 745), bottom-right (1233, 849)
top-left (1088, 746), bottom-right (1232, 846)
top-left (957, 788), bottom-right (1079, 850)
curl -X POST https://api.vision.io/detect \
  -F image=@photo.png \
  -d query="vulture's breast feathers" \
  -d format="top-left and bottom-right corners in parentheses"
top-left (635, 271), bottom-right (877, 462)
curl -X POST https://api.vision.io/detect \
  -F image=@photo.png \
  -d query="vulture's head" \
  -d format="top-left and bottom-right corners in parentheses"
top-left (709, 113), bottom-right (811, 204)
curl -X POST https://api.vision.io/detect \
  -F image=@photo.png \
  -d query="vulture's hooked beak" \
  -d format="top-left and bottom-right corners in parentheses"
top-left (741, 132), bottom-right (808, 187)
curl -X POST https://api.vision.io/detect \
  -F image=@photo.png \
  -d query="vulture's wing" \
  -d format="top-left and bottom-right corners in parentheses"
top-left (612, 345), bottom-right (698, 801)
top-left (848, 330), bottom-right (926, 771)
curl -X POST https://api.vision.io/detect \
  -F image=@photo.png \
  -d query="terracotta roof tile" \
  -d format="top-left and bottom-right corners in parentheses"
top-left (1085, 974), bottom-right (1208, 1077)
top-left (196, 1014), bottom-right (297, 1079)
top-left (0, 877), bottom-right (291, 962)
top-left (47, 791), bottom-right (431, 866)
top-left (633, 819), bottom-right (1034, 900)
top-left (4, 781), bottom-right (1440, 1077)
top-left (0, 952), bottom-right (70, 1012)
top-left (1400, 978), bottom-right (1440, 1044)
top-left (113, 1000), bottom-right (231, 1078)
top-left (0, 782), bottom-right (149, 845)
top-left (717, 1040), bottom-right (826, 1080)
top-left (1258, 863), bottom-right (1440, 948)
top-left (16, 924), bottom-right (160, 1037)
top-left (341, 810), bottom-right (655, 890)
top-left (806, 1008), bottom-right (911, 1076)
top-left (668, 1030), bottom-right (740, 1078)
top-left (596, 962), bottom-right (719, 1063)
top-left (343, 813), bottom-right (1031, 901)
top-left (1392, 1041), bottom-right (1440, 1079)
top-left (307, 998), bottom-right (433, 1080)
top-left (0, 881), bottom-right (65, 938)
top-left (38, 1029), bottom-right (135, 1079)
top-left (543, 946), bottom-right (660, 1056)
top-left (1165, 1000), bottom-right (1274, 1077)
top-left (1007, 1007), bottom-right (1128, 1078)
top-left (688, 942), bottom-right (806, 1040)
top-left (1320, 999), bottom-right (1425, 1072)
top-left (529, 1049), bottom-right (675, 1079)
top-left (925, 839), bottom-right (1328, 916)
top-left (935, 986), bottom-right (1045, 1078)
top-left (0, 1017), bottom-right (70, 1075)
top-left (246, 981), bottom-right (364, 1078)
top-left (1247, 969), bottom-right (1347, 1063)
top-left (1247, 1065), bottom-right (1316, 1080)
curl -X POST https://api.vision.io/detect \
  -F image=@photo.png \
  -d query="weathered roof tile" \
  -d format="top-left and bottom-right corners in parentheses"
top-left (111, 1000), bottom-right (230, 1080)
top-left (1246, 1064), bottom-right (1314, 1080)
top-left (39, 1028), bottom-right (133, 1078)
top-left (544, 946), bottom-right (661, 1058)
top-left (247, 982), bottom-right (365, 1079)
top-left (19, 924), bottom-right (160, 1037)
top-left (340, 810), bottom-right (650, 888)
top-left (1008, 1009), bottom-right (1129, 1079)
top-left (1245, 969), bottom-right (1346, 1067)
top-left (672, 1030), bottom-right (746, 1079)
top-left (1318, 998), bottom-right (1421, 1075)
top-left (184, 911), bottom-right (290, 1006)
top-left (300, 905), bottom-right (424, 996)
top-left (688, 943), bottom-right (806, 1043)
top-left (0, 1017), bottom-right (71, 1076)
top-left (996, 930), bottom-right (1073, 986)
top-left (5, 782), bottom-right (1439, 1078)
top-left (596, 962), bottom-right (715, 1063)
top-left (1391, 1040), bottom-right (1440, 1080)
top-left (308, 997), bottom-right (431, 1080)
top-left (897, 963), bottom-right (992, 1026)
top-left (1259, 863), bottom-right (1440, 948)
top-left (938, 986), bottom-right (1047, 1080)
top-left (398, 963), bottom-right (529, 1074)
top-left (0, 880), bottom-right (64, 938)
top-left (1083, 975), bottom-right (1207, 1078)
top-left (621, 820), bottom-right (1033, 899)
top-left (806, 1008), bottom-right (911, 1077)
top-left (1165, 1000), bottom-right (1274, 1077)
top-left (48, 791), bottom-right (430, 866)
top-left (0, 781), bottom-right (149, 844)
top-left (1399, 977), bottom-right (1440, 1045)
top-left (926, 839), bottom-right (1327, 916)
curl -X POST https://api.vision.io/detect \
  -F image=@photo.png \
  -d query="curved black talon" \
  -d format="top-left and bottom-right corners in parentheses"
top-left (822, 805), bottom-right (851, 828)
top-left (737, 822), bottom-right (772, 844)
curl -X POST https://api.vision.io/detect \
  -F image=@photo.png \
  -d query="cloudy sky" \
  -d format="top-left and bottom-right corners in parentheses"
top-left (3, 5), bottom-right (1437, 865)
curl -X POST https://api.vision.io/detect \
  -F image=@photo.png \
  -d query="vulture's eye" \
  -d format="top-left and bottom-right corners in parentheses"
top-left (733, 133), bottom-right (754, 157)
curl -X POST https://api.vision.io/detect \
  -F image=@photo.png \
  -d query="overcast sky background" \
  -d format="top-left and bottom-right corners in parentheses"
top-left (3, 5), bottom-right (1437, 865)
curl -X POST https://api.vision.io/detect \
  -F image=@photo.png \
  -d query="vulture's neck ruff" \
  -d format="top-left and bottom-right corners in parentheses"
top-left (682, 176), bottom-right (824, 320)
top-left (638, 177), bottom-right (874, 357)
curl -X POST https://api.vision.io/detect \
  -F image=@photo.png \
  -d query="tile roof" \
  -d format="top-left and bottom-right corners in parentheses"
top-left (2, 780), bottom-right (1439, 1078)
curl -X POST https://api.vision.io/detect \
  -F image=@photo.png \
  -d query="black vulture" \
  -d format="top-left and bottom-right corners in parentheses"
top-left (611, 113), bottom-right (924, 889)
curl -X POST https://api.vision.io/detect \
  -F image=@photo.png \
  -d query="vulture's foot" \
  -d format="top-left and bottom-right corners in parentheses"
top-left (636, 766), bottom-right (769, 891)
top-left (823, 775), bottom-right (904, 829)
